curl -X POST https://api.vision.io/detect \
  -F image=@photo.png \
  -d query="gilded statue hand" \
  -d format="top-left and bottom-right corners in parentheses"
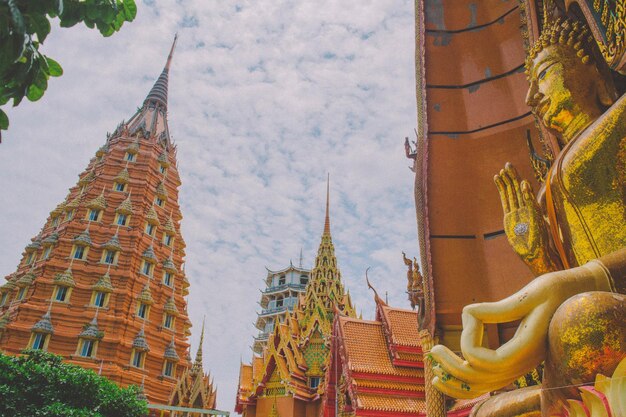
top-left (429, 260), bottom-right (613, 399)
top-left (494, 163), bottom-right (559, 275)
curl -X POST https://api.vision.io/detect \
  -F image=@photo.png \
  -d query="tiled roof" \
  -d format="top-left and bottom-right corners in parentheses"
top-left (73, 228), bottom-right (92, 246)
top-left (142, 245), bottom-right (157, 262)
top-left (93, 272), bottom-right (114, 293)
top-left (355, 378), bottom-right (425, 393)
top-left (126, 140), bottom-right (140, 155)
top-left (164, 339), bottom-right (180, 361)
top-left (164, 296), bottom-right (179, 315)
top-left (340, 318), bottom-right (421, 377)
top-left (54, 268), bottom-right (76, 287)
top-left (137, 284), bottom-right (154, 305)
top-left (17, 272), bottom-right (37, 287)
top-left (239, 363), bottom-right (253, 392)
top-left (65, 195), bottom-right (81, 209)
top-left (32, 312), bottom-right (54, 334)
top-left (102, 234), bottom-right (122, 251)
top-left (164, 216), bottom-right (176, 234)
top-left (357, 393), bottom-right (426, 413)
top-left (146, 206), bottom-right (160, 225)
top-left (87, 192), bottom-right (107, 210)
top-left (116, 195), bottom-right (133, 214)
top-left (385, 307), bottom-right (421, 348)
top-left (79, 317), bottom-right (101, 339)
top-left (156, 182), bottom-right (168, 199)
top-left (132, 328), bottom-right (150, 351)
top-left (162, 257), bottom-right (177, 272)
top-left (42, 232), bottom-right (59, 245)
top-left (114, 168), bottom-right (130, 183)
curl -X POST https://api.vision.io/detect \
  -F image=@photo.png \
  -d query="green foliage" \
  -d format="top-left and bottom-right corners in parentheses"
top-left (0, 0), bottom-right (137, 135)
top-left (0, 350), bottom-right (147, 417)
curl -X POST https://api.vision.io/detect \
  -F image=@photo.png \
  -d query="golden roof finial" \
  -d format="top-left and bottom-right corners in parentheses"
top-left (324, 173), bottom-right (330, 235)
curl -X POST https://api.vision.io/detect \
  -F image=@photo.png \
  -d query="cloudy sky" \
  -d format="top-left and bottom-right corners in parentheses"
top-left (0, 0), bottom-right (417, 411)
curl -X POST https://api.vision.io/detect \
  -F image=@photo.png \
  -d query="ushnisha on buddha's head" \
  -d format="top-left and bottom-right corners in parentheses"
top-left (525, 18), bottom-right (618, 144)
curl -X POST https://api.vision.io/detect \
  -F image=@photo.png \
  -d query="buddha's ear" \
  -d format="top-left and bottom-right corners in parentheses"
top-left (594, 65), bottom-right (618, 107)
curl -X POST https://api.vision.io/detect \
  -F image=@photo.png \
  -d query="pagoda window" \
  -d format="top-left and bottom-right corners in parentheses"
top-left (276, 297), bottom-right (284, 308)
top-left (91, 291), bottom-right (109, 308)
top-left (163, 360), bottom-right (176, 377)
top-left (159, 166), bottom-right (167, 174)
top-left (300, 275), bottom-right (308, 285)
top-left (101, 249), bottom-right (118, 265)
top-left (163, 233), bottom-right (174, 247)
top-left (72, 244), bottom-right (87, 260)
top-left (87, 209), bottom-right (102, 222)
top-left (155, 197), bottom-right (164, 207)
top-left (77, 339), bottom-right (97, 358)
top-left (309, 377), bottom-right (320, 389)
top-left (113, 182), bottom-right (127, 192)
top-left (140, 260), bottom-right (154, 277)
top-left (29, 332), bottom-right (49, 351)
top-left (54, 285), bottom-right (71, 302)
top-left (41, 246), bottom-right (52, 260)
top-left (0, 292), bottom-right (9, 307)
top-left (15, 287), bottom-right (27, 301)
top-left (115, 213), bottom-right (129, 226)
top-left (124, 152), bottom-right (136, 162)
top-left (145, 223), bottom-right (156, 236)
top-left (163, 271), bottom-right (173, 287)
top-left (163, 313), bottom-right (175, 330)
top-left (137, 302), bottom-right (150, 319)
top-left (25, 252), bottom-right (35, 265)
top-left (131, 349), bottom-right (146, 368)
top-left (65, 210), bottom-right (75, 221)
top-left (51, 216), bottom-right (60, 227)
top-left (278, 275), bottom-right (286, 286)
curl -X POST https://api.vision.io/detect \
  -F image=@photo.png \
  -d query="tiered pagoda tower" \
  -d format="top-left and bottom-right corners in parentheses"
top-left (0, 37), bottom-right (196, 404)
top-left (253, 263), bottom-right (310, 354)
top-left (236, 182), bottom-right (355, 417)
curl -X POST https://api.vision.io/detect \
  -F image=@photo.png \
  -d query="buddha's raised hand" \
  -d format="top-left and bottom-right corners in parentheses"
top-left (495, 163), bottom-right (559, 275)
top-left (430, 260), bottom-right (613, 398)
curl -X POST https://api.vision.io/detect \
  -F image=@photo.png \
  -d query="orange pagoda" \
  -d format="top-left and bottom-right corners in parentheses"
top-left (0, 37), bottom-right (200, 405)
top-left (235, 182), bottom-right (355, 417)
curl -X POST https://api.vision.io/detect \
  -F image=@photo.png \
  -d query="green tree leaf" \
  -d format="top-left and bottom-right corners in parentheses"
top-left (45, 57), bottom-right (63, 77)
top-left (0, 109), bottom-right (9, 130)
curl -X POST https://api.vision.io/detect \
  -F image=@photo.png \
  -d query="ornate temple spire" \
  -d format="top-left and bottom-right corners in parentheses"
top-left (323, 174), bottom-right (330, 236)
top-left (191, 317), bottom-right (205, 374)
top-left (143, 34), bottom-right (177, 111)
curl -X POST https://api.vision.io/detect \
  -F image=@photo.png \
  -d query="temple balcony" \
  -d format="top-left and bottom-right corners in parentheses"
top-left (261, 283), bottom-right (306, 295)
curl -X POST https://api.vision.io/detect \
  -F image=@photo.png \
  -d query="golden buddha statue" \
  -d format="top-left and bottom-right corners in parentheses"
top-left (429, 17), bottom-right (626, 415)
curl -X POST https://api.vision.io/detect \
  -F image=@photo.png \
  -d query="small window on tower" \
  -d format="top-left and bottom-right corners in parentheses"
top-left (300, 275), bottom-right (308, 285)
top-left (92, 291), bottom-right (108, 308)
top-left (163, 360), bottom-right (175, 377)
top-left (87, 209), bottom-right (101, 222)
top-left (25, 252), bottom-right (35, 265)
top-left (163, 271), bottom-right (173, 287)
top-left (115, 213), bottom-right (129, 226)
top-left (65, 210), bottom-right (75, 221)
top-left (137, 302), bottom-right (149, 319)
top-left (0, 292), bottom-right (8, 307)
top-left (30, 333), bottom-right (49, 350)
top-left (41, 246), bottom-right (52, 260)
top-left (140, 261), bottom-right (154, 277)
top-left (51, 216), bottom-right (60, 227)
top-left (72, 245), bottom-right (87, 260)
top-left (131, 350), bottom-right (145, 368)
top-left (276, 297), bottom-right (284, 308)
top-left (309, 377), bottom-right (321, 389)
top-left (145, 223), bottom-right (156, 236)
top-left (278, 275), bottom-right (286, 286)
top-left (101, 249), bottom-right (117, 265)
top-left (78, 339), bottom-right (97, 358)
top-left (155, 197), bottom-right (164, 207)
top-left (54, 286), bottom-right (70, 302)
top-left (113, 182), bottom-right (126, 192)
top-left (163, 233), bottom-right (173, 247)
top-left (160, 165), bottom-right (167, 174)
top-left (15, 287), bottom-right (27, 301)
top-left (124, 152), bottom-right (136, 162)
top-left (163, 313), bottom-right (175, 329)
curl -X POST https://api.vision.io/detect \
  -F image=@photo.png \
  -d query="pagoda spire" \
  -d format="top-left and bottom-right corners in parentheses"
top-left (323, 173), bottom-right (330, 236)
top-left (143, 34), bottom-right (177, 111)
top-left (191, 317), bottom-right (205, 374)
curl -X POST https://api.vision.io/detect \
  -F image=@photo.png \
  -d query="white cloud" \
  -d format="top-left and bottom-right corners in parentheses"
top-left (0, 0), bottom-right (417, 412)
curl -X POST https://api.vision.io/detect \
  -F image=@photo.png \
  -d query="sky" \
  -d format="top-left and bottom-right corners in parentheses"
top-left (0, 0), bottom-right (417, 412)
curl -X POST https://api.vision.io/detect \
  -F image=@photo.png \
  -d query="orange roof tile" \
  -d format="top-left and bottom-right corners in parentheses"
top-left (355, 378), bottom-right (425, 392)
top-left (239, 363), bottom-right (253, 392)
top-left (357, 393), bottom-right (427, 413)
top-left (340, 318), bottom-right (422, 377)
top-left (382, 306), bottom-right (421, 348)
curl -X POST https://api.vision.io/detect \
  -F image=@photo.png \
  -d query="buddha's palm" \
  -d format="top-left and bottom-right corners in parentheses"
top-left (495, 164), bottom-right (558, 275)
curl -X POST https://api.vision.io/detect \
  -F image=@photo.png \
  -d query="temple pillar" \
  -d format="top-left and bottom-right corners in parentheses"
top-left (419, 329), bottom-right (446, 417)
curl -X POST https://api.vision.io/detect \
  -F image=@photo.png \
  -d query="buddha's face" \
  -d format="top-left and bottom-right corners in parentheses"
top-left (526, 44), bottom-right (610, 142)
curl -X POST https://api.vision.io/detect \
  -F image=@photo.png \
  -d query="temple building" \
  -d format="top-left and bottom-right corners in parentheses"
top-left (322, 284), bottom-right (483, 417)
top-left (0, 37), bottom-right (215, 407)
top-left (236, 183), bottom-right (355, 417)
top-left (253, 263), bottom-right (310, 354)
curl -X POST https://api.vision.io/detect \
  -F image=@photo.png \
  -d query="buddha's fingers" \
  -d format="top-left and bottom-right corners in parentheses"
top-left (430, 345), bottom-right (513, 385)
top-left (461, 306), bottom-right (549, 374)
top-left (505, 163), bottom-right (524, 208)
top-left (462, 293), bottom-right (535, 324)
top-left (500, 168), bottom-right (519, 210)
top-left (521, 180), bottom-right (536, 205)
top-left (494, 174), bottom-right (510, 213)
top-left (432, 376), bottom-right (490, 400)
top-left (431, 357), bottom-right (515, 390)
